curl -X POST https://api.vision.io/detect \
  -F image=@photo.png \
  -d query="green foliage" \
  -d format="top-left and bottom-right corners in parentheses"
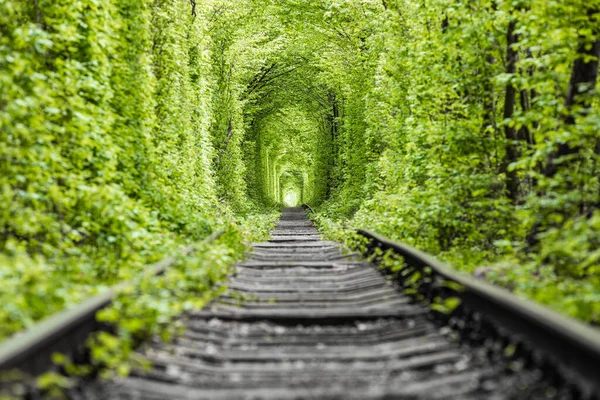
top-left (313, 0), bottom-right (600, 323)
top-left (0, 0), bottom-right (280, 344)
top-left (0, 0), bottom-right (212, 340)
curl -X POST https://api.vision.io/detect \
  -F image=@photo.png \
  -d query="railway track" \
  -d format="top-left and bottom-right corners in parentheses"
top-left (2, 207), bottom-right (600, 399)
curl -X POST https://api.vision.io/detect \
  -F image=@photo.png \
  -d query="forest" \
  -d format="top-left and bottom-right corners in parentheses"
top-left (1, 0), bottom-right (600, 378)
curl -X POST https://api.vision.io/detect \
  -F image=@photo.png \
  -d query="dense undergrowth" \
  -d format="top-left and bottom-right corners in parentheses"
top-left (2, 0), bottom-right (600, 387)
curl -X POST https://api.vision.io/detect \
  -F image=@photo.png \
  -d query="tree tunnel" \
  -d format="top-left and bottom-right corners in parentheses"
top-left (246, 96), bottom-right (332, 208)
top-left (2, 0), bottom-right (600, 338)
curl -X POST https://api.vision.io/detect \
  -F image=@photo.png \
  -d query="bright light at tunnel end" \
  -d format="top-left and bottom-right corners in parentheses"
top-left (283, 191), bottom-right (299, 206)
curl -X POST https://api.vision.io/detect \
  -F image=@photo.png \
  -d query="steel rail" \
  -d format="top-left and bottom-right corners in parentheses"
top-left (0, 230), bottom-right (224, 376)
top-left (357, 229), bottom-right (600, 397)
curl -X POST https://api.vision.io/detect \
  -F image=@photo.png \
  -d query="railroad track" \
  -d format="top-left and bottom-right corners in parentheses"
top-left (2, 207), bottom-right (600, 399)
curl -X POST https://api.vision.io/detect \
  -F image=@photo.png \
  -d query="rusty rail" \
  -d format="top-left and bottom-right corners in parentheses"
top-left (357, 229), bottom-right (600, 398)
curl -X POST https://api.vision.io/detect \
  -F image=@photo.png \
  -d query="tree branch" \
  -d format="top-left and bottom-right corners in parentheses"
top-left (189, 0), bottom-right (197, 17)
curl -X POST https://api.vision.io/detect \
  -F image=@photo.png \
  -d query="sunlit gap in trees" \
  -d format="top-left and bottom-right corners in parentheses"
top-left (283, 190), bottom-right (300, 206)
top-left (277, 169), bottom-right (305, 206)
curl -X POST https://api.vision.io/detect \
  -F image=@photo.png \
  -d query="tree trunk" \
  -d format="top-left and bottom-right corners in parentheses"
top-left (544, 16), bottom-right (600, 178)
top-left (501, 19), bottom-right (520, 203)
top-left (528, 9), bottom-right (600, 246)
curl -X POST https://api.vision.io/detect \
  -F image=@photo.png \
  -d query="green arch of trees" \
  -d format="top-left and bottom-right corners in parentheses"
top-left (2, 0), bottom-right (600, 340)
